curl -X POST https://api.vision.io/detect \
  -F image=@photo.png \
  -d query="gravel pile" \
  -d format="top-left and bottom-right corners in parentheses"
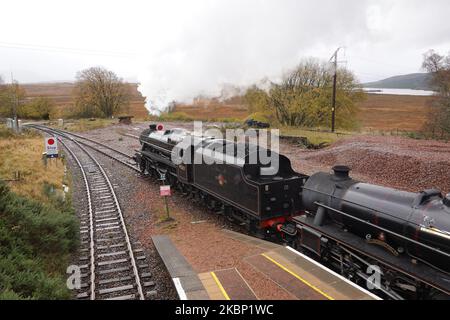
top-left (282, 135), bottom-right (450, 194)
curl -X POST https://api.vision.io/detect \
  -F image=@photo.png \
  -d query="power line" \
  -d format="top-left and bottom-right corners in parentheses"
top-left (0, 41), bottom-right (138, 58)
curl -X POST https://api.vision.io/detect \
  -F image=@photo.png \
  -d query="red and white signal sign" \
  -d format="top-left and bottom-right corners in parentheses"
top-left (157, 124), bottom-right (164, 131)
top-left (45, 137), bottom-right (59, 158)
top-left (160, 185), bottom-right (171, 197)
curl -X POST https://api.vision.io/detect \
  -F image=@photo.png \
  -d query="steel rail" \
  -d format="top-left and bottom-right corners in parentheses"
top-left (35, 127), bottom-right (145, 300)
top-left (73, 140), bottom-right (145, 300)
top-left (26, 124), bottom-right (140, 172)
top-left (57, 138), bottom-right (96, 299)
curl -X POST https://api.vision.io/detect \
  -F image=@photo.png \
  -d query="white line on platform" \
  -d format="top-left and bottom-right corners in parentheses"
top-left (286, 246), bottom-right (382, 300)
top-left (172, 277), bottom-right (187, 300)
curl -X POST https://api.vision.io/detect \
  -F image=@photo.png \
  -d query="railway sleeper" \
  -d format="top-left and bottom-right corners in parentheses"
top-left (96, 217), bottom-right (119, 223)
top-left (98, 276), bottom-right (133, 285)
top-left (96, 231), bottom-right (123, 238)
top-left (96, 206), bottom-right (116, 212)
top-left (143, 281), bottom-right (155, 287)
top-left (97, 250), bottom-right (127, 258)
top-left (95, 214), bottom-right (119, 220)
top-left (97, 243), bottom-right (126, 250)
top-left (140, 272), bottom-right (152, 278)
top-left (97, 258), bottom-right (129, 266)
top-left (76, 292), bottom-right (89, 299)
top-left (98, 266), bottom-right (130, 275)
top-left (95, 209), bottom-right (116, 215)
top-left (96, 195), bottom-right (113, 200)
top-left (98, 284), bottom-right (134, 295)
top-left (96, 222), bottom-right (119, 228)
top-left (104, 294), bottom-right (136, 301)
top-left (97, 236), bottom-right (124, 242)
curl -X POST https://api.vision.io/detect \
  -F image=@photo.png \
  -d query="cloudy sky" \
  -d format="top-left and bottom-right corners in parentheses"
top-left (1, 0), bottom-right (449, 110)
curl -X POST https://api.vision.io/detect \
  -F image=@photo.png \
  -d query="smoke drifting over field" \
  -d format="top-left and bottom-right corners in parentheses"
top-left (136, 0), bottom-right (450, 113)
top-left (136, 0), bottom-right (373, 113)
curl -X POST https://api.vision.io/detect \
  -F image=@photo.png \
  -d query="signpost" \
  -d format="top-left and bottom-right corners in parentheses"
top-left (158, 171), bottom-right (172, 221)
top-left (160, 185), bottom-right (171, 197)
top-left (160, 184), bottom-right (171, 220)
top-left (45, 137), bottom-right (59, 158)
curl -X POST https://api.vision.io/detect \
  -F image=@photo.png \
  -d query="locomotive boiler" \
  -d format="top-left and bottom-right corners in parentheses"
top-left (295, 165), bottom-right (450, 299)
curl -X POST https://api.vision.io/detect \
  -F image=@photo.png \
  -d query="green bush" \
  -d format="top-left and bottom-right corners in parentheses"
top-left (18, 97), bottom-right (55, 120)
top-left (0, 181), bottom-right (78, 299)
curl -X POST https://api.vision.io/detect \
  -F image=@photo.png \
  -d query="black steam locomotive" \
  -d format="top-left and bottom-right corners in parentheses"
top-left (135, 124), bottom-right (308, 236)
top-left (135, 124), bottom-right (450, 299)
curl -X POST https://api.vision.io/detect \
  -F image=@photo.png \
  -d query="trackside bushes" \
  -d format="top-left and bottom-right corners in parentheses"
top-left (0, 181), bottom-right (78, 299)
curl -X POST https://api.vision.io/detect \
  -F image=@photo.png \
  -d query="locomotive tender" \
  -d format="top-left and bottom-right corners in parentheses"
top-left (135, 124), bottom-right (450, 299)
top-left (136, 124), bottom-right (307, 236)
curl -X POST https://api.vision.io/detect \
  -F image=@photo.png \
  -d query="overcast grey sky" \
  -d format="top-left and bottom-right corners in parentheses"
top-left (1, 0), bottom-right (449, 110)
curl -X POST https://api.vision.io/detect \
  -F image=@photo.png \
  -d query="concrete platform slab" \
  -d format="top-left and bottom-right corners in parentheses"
top-left (222, 229), bottom-right (379, 300)
top-left (152, 235), bottom-right (209, 300)
top-left (245, 254), bottom-right (327, 300)
top-left (214, 268), bottom-right (258, 300)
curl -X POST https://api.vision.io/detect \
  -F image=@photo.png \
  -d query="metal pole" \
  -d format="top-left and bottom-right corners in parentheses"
top-left (10, 73), bottom-right (19, 133)
top-left (329, 48), bottom-right (341, 133)
top-left (331, 68), bottom-right (337, 133)
top-left (164, 196), bottom-right (170, 220)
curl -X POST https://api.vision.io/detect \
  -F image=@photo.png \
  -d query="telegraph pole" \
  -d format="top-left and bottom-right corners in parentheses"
top-left (10, 73), bottom-right (19, 132)
top-left (329, 48), bottom-right (342, 133)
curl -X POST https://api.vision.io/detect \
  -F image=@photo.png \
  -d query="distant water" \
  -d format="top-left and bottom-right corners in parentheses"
top-left (364, 88), bottom-right (435, 96)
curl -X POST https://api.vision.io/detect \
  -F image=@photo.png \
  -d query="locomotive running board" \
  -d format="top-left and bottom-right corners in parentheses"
top-left (293, 216), bottom-right (450, 296)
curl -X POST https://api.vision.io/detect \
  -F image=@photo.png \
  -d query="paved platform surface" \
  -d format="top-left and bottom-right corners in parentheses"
top-left (153, 231), bottom-right (380, 300)
top-left (199, 268), bottom-right (258, 300)
top-left (224, 230), bottom-right (380, 300)
top-left (152, 235), bottom-right (209, 300)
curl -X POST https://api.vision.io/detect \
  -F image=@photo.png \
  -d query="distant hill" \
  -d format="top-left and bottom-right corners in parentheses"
top-left (363, 73), bottom-right (433, 91)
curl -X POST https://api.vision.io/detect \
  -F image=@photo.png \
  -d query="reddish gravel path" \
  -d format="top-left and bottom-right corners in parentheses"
top-left (281, 135), bottom-right (450, 194)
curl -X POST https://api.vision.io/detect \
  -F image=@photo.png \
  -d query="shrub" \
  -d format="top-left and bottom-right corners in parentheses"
top-left (19, 97), bottom-right (55, 120)
top-left (0, 181), bottom-right (78, 299)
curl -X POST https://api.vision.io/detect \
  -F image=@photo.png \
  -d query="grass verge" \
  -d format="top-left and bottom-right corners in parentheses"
top-left (0, 125), bottom-right (78, 299)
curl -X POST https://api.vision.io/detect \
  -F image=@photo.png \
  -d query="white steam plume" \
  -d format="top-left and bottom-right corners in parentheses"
top-left (137, 0), bottom-right (375, 114)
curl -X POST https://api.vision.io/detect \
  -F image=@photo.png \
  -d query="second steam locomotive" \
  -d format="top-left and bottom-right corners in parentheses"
top-left (135, 124), bottom-right (450, 300)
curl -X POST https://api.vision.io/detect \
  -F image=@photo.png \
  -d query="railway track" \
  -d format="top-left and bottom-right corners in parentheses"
top-left (29, 125), bottom-right (140, 172)
top-left (28, 125), bottom-right (156, 300)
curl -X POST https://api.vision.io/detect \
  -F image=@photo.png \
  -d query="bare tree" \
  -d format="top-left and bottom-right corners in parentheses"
top-left (422, 50), bottom-right (450, 138)
top-left (73, 67), bottom-right (131, 118)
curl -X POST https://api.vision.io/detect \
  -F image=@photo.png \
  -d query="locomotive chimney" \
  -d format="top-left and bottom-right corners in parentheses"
top-left (332, 165), bottom-right (351, 179)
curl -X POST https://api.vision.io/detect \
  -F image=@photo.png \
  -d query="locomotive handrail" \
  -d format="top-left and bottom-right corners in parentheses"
top-left (314, 202), bottom-right (450, 260)
top-left (302, 186), bottom-right (434, 228)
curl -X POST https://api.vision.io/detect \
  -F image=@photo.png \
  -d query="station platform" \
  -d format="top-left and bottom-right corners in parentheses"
top-left (152, 231), bottom-right (380, 300)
